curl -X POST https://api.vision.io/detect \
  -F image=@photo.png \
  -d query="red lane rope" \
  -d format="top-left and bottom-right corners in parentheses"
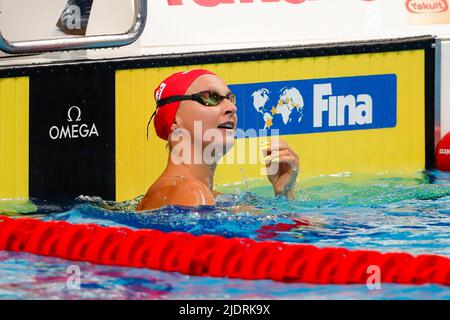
top-left (0, 216), bottom-right (448, 285)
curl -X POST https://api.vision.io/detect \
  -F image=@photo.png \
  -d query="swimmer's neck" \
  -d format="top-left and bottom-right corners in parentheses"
top-left (166, 157), bottom-right (217, 191)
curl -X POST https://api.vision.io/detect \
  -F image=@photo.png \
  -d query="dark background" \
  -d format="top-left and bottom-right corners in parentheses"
top-left (29, 70), bottom-right (115, 201)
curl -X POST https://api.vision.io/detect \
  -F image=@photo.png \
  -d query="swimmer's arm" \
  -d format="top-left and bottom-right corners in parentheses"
top-left (212, 190), bottom-right (263, 214)
top-left (230, 204), bottom-right (263, 215)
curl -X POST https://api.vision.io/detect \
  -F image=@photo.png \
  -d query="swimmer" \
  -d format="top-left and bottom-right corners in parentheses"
top-left (137, 69), bottom-right (299, 211)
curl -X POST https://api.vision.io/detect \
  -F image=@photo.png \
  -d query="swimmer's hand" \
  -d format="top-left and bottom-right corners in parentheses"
top-left (262, 139), bottom-right (299, 199)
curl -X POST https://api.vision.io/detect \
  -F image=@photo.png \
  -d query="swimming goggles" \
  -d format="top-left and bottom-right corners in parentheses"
top-left (147, 90), bottom-right (236, 139)
top-left (157, 90), bottom-right (236, 107)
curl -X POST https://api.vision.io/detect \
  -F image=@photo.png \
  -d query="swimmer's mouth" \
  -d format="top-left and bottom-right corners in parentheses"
top-left (217, 121), bottom-right (235, 130)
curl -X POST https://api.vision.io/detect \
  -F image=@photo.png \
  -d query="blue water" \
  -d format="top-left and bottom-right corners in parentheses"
top-left (0, 171), bottom-right (450, 300)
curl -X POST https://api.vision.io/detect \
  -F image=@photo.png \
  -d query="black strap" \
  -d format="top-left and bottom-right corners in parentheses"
top-left (146, 110), bottom-right (157, 140)
top-left (156, 95), bottom-right (194, 107)
top-left (148, 94), bottom-right (198, 139)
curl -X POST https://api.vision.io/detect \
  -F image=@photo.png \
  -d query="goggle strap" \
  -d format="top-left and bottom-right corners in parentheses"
top-left (146, 109), bottom-right (157, 140)
top-left (156, 95), bottom-right (194, 107)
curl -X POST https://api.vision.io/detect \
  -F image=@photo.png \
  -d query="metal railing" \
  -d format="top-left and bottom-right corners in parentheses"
top-left (0, 0), bottom-right (147, 54)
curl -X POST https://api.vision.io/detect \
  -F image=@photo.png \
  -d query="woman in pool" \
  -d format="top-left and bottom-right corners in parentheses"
top-left (137, 69), bottom-right (299, 211)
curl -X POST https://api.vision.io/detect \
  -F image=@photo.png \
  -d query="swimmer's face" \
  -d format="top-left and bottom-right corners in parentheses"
top-left (173, 74), bottom-right (238, 156)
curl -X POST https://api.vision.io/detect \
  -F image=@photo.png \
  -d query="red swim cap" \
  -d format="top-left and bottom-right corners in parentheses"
top-left (152, 69), bottom-right (215, 140)
top-left (436, 131), bottom-right (450, 172)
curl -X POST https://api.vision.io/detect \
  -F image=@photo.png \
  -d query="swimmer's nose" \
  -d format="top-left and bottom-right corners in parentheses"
top-left (223, 98), bottom-right (237, 117)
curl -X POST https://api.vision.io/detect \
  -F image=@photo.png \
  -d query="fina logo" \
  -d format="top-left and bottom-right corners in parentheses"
top-left (49, 106), bottom-right (99, 140)
top-left (313, 83), bottom-right (372, 128)
top-left (233, 74), bottom-right (393, 136)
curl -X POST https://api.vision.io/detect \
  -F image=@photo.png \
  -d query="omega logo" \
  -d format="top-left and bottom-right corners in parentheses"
top-left (49, 106), bottom-right (99, 140)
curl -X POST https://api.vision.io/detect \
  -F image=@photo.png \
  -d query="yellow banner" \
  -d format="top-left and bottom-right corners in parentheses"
top-left (116, 50), bottom-right (425, 201)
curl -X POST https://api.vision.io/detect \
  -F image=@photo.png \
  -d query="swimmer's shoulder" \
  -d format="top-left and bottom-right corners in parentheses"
top-left (136, 176), bottom-right (215, 211)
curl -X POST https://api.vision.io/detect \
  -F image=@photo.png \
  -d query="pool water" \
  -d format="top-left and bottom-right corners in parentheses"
top-left (0, 171), bottom-right (449, 300)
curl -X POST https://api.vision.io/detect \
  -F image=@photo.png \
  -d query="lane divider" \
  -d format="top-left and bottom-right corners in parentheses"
top-left (0, 216), bottom-right (448, 285)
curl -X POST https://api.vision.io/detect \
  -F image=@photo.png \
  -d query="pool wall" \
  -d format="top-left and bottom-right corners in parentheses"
top-left (0, 37), bottom-right (436, 201)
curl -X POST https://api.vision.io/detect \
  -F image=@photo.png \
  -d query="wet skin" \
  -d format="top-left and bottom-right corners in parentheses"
top-left (137, 74), bottom-right (299, 211)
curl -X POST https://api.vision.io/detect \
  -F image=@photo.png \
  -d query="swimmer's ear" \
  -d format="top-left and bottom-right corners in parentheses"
top-left (170, 123), bottom-right (178, 134)
top-left (171, 116), bottom-right (180, 133)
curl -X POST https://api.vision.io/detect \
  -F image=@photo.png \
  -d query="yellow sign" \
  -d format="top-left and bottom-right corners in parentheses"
top-left (116, 50), bottom-right (426, 201)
